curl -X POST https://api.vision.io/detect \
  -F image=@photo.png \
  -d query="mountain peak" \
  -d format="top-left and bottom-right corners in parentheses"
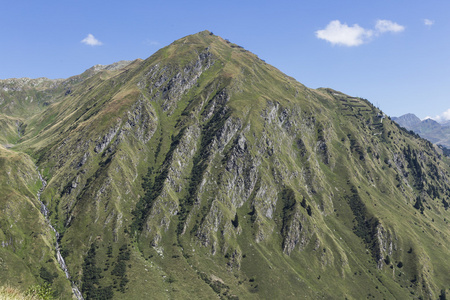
top-left (392, 113), bottom-right (421, 129)
top-left (392, 113), bottom-right (450, 147)
top-left (422, 118), bottom-right (440, 125)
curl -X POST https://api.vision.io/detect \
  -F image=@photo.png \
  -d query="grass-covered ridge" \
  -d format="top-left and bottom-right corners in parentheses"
top-left (0, 30), bottom-right (449, 299)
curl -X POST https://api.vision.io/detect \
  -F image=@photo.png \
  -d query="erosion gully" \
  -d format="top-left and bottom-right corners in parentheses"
top-left (36, 170), bottom-right (84, 300)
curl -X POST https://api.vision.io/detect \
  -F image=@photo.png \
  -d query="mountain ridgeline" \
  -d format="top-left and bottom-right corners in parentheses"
top-left (0, 31), bottom-right (449, 299)
top-left (392, 113), bottom-right (450, 148)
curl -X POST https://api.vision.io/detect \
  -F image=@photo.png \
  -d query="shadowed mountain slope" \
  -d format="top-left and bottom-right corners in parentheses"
top-left (1, 31), bottom-right (449, 299)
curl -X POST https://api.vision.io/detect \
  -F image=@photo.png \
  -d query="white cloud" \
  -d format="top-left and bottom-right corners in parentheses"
top-left (316, 19), bottom-right (405, 47)
top-left (432, 109), bottom-right (450, 123)
top-left (81, 34), bottom-right (103, 46)
top-left (375, 20), bottom-right (405, 34)
top-left (315, 20), bottom-right (373, 47)
top-left (424, 19), bottom-right (434, 27)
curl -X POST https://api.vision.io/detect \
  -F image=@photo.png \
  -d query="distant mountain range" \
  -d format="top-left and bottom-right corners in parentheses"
top-left (392, 113), bottom-right (450, 148)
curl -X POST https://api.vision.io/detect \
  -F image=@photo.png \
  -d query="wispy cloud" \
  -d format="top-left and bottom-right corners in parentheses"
top-left (375, 20), bottom-right (405, 34)
top-left (144, 39), bottom-right (160, 47)
top-left (424, 19), bottom-right (434, 27)
top-left (81, 34), bottom-right (103, 46)
top-left (426, 109), bottom-right (450, 123)
top-left (316, 19), bottom-right (405, 47)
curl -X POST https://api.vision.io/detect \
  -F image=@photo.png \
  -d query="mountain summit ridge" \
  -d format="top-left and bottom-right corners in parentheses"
top-left (0, 31), bottom-right (449, 299)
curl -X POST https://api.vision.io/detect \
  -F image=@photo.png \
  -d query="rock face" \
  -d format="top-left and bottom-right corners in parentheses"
top-left (1, 31), bottom-right (450, 300)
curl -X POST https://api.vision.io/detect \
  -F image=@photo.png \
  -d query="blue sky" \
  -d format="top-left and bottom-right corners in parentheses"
top-left (1, 0), bottom-right (449, 120)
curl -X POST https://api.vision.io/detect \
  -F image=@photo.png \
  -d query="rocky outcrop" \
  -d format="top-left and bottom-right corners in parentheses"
top-left (121, 97), bottom-right (158, 144)
top-left (373, 223), bottom-right (397, 269)
top-left (141, 49), bottom-right (214, 115)
top-left (94, 122), bottom-right (121, 153)
top-left (143, 125), bottom-right (201, 245)
top-left (282, 208), bottom-right (313, 255)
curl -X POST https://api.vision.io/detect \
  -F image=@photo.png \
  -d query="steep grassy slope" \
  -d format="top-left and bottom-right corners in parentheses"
top-left (0, 61), bottom-right (133, 146)
top-left (1, 31), bottom-right (450, 299)
top-left (0, 145), bottom-right (73, 298)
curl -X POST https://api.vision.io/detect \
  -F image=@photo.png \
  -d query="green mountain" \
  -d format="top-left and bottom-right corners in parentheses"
top-left (1, 31), bottom-right (449, 299)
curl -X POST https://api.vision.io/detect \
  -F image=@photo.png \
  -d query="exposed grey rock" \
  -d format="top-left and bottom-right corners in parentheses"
top-left (374, 223), bottom-right (397, 269)
top-left (141, 49), bottom-right (215, 115)
top-left (76, 152), bottom-right (89, 169)
top-left (282, 208), bottom-right (313, 255)
top-left (122, 97), bottom-right (158, 143)
top-left (94, 122), bottom-right (121, 153)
